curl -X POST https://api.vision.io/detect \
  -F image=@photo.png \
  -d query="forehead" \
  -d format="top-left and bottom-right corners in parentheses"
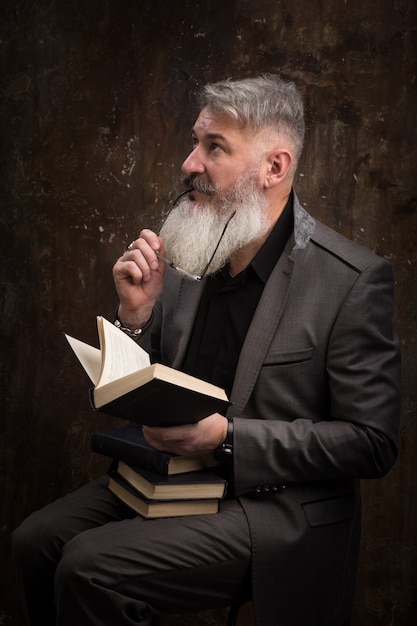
top-left (192, 107), bottom-right (247, 141)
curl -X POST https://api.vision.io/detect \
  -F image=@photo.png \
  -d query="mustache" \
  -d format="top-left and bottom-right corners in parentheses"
top-left (181, 174), bottom-right (218, 197)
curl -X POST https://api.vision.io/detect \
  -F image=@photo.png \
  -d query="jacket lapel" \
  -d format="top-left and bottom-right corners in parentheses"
top-left (166, 276), bottom-right (205, 369)
top-left (229, 197), bottom-right (316, 414)
top-left (228, 240), bottom-right (295, 414)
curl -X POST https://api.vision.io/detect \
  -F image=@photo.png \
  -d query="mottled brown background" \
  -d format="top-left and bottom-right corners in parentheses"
top-left (1, 0), bottom-right (416, 624)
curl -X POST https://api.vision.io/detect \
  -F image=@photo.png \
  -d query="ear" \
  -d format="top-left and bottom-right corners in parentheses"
top-left (263, 149), bottom-right (293, 188)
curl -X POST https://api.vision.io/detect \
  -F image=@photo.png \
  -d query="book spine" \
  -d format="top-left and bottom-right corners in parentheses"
top-left (91, 434), bottom-right (171, 476)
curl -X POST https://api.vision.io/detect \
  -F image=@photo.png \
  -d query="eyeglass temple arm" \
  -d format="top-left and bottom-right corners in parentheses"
top-left (198, 210), bottom-right (236, 280)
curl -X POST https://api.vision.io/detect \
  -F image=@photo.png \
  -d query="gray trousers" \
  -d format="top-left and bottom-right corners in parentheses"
top-left (12, 475), bottom-right (252, 626)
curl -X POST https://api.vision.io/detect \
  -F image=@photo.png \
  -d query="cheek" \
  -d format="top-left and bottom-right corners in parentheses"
top-left (213, 167), bottom-right (243, 189)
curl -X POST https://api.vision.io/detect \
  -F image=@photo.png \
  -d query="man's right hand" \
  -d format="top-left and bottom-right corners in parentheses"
top-left (112, 229), bottom-right (166, 325)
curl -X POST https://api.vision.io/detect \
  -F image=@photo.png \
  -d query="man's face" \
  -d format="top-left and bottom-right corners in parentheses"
top-left (181, 107), bottom-right (264, 202)
top-left (158, 108), bottom-right (272, 278)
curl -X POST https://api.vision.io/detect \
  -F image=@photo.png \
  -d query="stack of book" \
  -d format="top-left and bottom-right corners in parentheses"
top-left (92, 425), bottom-right (227, 518)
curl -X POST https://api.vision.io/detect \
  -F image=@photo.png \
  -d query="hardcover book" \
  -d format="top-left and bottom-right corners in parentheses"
top-left (116, 461), bottom-right (227, 501)
top-left (91, 426), bottom-right (219, 476)
top-left (65, 316), bottom-right (230, 426)
top-left (108, 474), bottom-right (220, 518)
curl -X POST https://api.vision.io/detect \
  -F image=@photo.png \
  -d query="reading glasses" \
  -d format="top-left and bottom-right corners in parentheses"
top-left (156, 189), bottom-right (236, 281)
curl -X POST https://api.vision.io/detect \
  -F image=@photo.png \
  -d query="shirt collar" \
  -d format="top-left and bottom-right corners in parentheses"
top-left (216, 191), bottom-right (294, 286)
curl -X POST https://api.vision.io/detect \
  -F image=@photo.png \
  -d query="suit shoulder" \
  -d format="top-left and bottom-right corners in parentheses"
top-left (309, 221), bottom-right (388, 273)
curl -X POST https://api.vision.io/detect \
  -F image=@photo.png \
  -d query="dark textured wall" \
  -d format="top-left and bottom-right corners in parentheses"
top-left (1, 1), bottom-right (416, 624)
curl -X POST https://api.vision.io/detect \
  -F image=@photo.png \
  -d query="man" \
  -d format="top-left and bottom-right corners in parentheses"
top-left (12, 75), bottom-right (401, 626)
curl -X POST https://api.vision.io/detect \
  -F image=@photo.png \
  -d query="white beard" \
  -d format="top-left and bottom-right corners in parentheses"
top-left (159, 172), bottom-right (269, 278)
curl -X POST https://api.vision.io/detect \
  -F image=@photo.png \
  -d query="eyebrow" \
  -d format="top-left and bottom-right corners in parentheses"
top-left (207, 132), bottom-right (228, 142)
top-left (191, 129), bottom-right (230, 146)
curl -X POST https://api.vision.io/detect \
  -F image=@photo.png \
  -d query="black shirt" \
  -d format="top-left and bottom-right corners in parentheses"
top-left (182, 194), bottom-right (294, 396)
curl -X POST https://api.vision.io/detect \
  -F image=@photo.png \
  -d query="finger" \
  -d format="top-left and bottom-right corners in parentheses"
top-left (142, 426), bottom-right (168, 451)
top-left (125, 234), bottom-right (165, 278)
top-left (134, 238), bottom-right (160, 271)
top-left (117, 248), bottom-right (156, 285)
top-left (114, 259), bottom-right (148, 285)
top-left (139, 229), bottom-right (163, 253)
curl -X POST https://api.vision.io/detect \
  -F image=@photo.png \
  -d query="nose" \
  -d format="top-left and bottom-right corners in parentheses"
top-left (181, 146), bottom-right (206, 176)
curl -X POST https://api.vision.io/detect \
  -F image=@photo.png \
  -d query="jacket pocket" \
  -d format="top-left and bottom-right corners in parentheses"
top-left (262, 346), bottom-right (314, 367)
top-left (302, 494), bottom-right (355, 527)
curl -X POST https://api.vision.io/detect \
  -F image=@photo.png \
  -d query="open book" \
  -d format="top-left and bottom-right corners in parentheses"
top-left (65, 317), bottom-right (230, 426)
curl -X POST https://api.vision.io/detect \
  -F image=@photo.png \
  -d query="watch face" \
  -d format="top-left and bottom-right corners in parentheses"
top-left (215, 443), bottom-right (233, 462)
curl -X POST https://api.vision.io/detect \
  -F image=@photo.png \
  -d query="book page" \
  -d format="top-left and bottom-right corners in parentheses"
top-left (97, 317), bottom-right (151, 387)
top-left (65, 334), bottom-right (102, 385)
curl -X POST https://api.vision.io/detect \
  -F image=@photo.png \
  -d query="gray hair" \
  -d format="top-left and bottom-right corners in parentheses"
top-left (199, 74), bottom-right (305, 162)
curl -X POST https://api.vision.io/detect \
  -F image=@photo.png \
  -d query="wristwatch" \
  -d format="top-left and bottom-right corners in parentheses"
top-left (215, 418), bottom-right (234, 460)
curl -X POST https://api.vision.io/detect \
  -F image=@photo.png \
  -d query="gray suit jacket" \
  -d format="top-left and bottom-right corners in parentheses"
top-left (140, 193), bottom-right (401, 626)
